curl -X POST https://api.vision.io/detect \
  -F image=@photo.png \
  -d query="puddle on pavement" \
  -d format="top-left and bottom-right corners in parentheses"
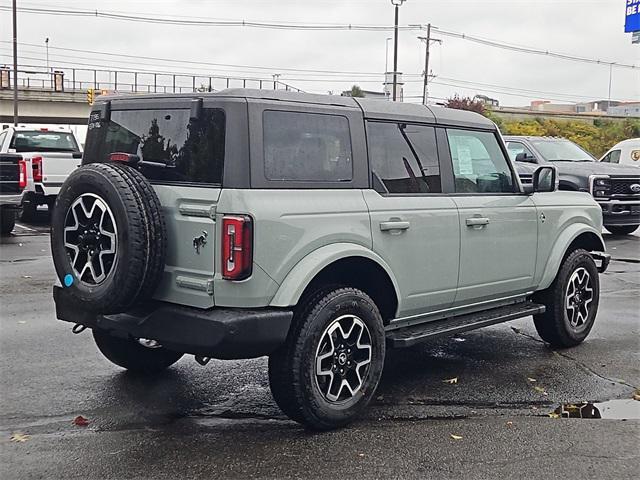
top-left (551, 399), bottom-right (640, 420)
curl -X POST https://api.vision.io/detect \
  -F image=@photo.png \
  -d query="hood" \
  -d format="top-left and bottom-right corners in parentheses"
top-left (550, 161), bottom-right (640, 177)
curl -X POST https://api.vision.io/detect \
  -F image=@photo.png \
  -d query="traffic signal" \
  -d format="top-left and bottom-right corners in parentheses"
top-left (87, 88), bottom-right (94, 105)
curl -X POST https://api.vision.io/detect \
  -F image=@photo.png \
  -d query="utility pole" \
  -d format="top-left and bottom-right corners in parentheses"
top-left (418, 24), bottom-right (441, 105)
top-left (607, 63), bottom-right (614, 107)
top-left (391, 0), bottom-right (405, 102)
top-left (12, 0), bottom-right (18, 126)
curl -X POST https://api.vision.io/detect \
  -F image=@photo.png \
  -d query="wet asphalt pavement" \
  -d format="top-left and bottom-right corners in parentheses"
top-left (1, 214), bottom-right (639, 479)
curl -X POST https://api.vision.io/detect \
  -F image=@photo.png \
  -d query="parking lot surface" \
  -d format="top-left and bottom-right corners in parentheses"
top-left (1, 216), bottom-right (639, 479)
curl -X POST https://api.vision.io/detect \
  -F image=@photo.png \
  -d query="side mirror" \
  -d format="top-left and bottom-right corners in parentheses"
top-left (532, 166), bottom-right (557, 193)
top-left (515, 152), bottom-right (536, 163)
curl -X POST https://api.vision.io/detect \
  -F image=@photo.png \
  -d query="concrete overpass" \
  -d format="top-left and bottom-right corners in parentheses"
top-left (0, 89), bottom-right (90, 125)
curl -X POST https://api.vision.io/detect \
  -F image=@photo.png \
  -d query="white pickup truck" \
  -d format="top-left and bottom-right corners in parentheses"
top-left (0, 126), bottom-right (82, 221)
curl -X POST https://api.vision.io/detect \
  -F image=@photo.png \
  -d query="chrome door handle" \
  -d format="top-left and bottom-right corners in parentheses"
top-left (380, 221), bottom-right (411, 232)
top-left (466, 217), bottom-right (490, 227)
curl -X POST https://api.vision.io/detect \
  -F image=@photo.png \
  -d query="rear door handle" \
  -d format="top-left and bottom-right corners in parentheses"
top-left (466, 217), bottom-right (490, 227)
top-left (380, 221), bottom-right (411, 232)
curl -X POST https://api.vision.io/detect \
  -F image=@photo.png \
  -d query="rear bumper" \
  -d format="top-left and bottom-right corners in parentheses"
top-left (53, 286), bottom-right (293, 360)
top-left (0, 194), bottom-right (22, 208)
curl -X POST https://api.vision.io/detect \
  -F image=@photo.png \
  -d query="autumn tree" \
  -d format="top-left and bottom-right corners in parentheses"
top-left (445, 95), bottom-right (486, 115)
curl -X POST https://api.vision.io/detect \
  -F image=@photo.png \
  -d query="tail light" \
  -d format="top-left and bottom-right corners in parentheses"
top-left (18, 158), bottom-right (27, 190)
top-left (31, 156), bottom-right (43, 182)
top-left (222, 215), bottom-right (253, 280)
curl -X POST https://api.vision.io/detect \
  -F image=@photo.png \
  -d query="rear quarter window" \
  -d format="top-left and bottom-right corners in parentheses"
top-left (263, 110), bottom-right (353, 182)
top-left (84, 108), bottom-right (225, 185)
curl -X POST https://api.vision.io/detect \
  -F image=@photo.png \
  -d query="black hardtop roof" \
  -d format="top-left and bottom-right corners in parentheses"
top-left (100, 88), bottom-right (495, 129)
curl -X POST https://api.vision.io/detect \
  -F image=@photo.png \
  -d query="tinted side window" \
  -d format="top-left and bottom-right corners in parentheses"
top-left (367, 122), bottom-right (441, 194)
top-left (263, 111), bottom-right (352, 182)
top-left (607, 149), bottom-right (621, 164)
top-left (84, 108), bottom-right (225, 185)
top-left (447, 129), bottom-right (515, 193)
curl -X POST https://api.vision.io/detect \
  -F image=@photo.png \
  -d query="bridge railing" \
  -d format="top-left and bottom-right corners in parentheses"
top-left (0, 65), bottom-right (304, 94)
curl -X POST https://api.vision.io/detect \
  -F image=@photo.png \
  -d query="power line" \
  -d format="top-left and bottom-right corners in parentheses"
top-left (0, 4), bottom-right (636, 70)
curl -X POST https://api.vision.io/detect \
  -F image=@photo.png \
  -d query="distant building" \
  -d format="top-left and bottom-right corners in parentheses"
top-left (527, 100), bottom-right (628, 115)
top-left (608, 102), bottom-right (640, 117)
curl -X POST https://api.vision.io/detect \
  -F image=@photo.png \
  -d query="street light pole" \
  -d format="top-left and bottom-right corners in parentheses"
top-left (45, 37), bottom-right (49, 72)
top-left (391, 0), bottom-right (405, 102)
top-left (385, 37), bottom-right (392, 73)
top-left (12, 0), bottom-right (18, 126)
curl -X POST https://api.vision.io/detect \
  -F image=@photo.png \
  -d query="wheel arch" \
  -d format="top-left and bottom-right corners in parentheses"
top-left (538, 225), bottom-right (605, 290)
top-left (269, 243), bottom-right (400, 323)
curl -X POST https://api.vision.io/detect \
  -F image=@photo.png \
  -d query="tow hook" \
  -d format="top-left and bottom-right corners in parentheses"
top-left (195, 356), bottom-right (211, 366)
top-left (72, 324), bottom-right (87, 334)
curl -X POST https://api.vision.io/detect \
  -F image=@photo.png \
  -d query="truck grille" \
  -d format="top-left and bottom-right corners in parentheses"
top-left (610, 178), bottom-right (640, 196)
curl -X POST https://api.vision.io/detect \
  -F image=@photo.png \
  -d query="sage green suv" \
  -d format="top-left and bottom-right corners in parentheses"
top-left (50, 90), bottom-right (610, 430)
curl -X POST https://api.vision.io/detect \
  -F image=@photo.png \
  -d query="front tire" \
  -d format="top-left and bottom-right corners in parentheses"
top-left (93, 329), bottom-right (183, 374)
top-left (606, 225), bottom-right (638, 236)
top-left (533, 249), bottom-right (599, 348)
top-left (268, 287), bottom-right (385, 430)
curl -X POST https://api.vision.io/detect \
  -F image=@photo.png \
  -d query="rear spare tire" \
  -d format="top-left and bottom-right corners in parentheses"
top-left (51, 163), bottom-right (166, 314)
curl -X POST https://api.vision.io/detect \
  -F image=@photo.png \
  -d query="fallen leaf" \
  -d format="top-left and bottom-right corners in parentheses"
top-left (358, 453), bottom-right (365, 457)
top-left (533, 386), bottom-right (548, 396)
top-left (73, 415), bottom-right (90, 427)
top-left (21, 275), bottom-right (31, 279)
top-left (506, 421), bottom-right (513, 427)
top-left (10, 433), bottom-right (28, 442)
top-left (450, 434), bottom-right (463, 440)
top-left (634, 391), bottom-right (640, 402)
top-left (527, 377), bottom-right (537, 383)
top-left (443, 377), bottom-right (458, 384)
top-left (548, 412), bottom-right (560, 419)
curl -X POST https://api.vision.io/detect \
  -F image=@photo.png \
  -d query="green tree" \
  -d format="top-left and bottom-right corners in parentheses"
top-left (346, 85), bottom-right (365, 98)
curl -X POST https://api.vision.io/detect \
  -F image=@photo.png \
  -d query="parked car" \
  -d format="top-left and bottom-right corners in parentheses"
top-left (505, 136), bottom-right (640, 236)
top-left (51, 90), bottom-right (609, 430)
top-left (0, 153), bottom-right (27, 235)
top-left (599, 138), bottom-right (640, 167)
top-left (0, 126), bottom-right (82, 221)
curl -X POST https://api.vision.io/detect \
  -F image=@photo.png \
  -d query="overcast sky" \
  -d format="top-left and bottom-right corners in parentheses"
top-left (1, 0), bottom-right (639, 106)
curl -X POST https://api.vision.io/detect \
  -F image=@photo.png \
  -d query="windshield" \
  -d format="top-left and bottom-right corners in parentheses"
top-left (10, 130), bottom-right (79, 153)
top-left (529, 139), bottom-right (594, 162)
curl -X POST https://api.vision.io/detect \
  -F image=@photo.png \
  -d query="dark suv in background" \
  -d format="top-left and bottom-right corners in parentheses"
top-left (506, 136), bottom-right (640, 235)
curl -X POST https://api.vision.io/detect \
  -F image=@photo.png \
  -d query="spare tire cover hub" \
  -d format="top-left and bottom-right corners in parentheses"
top-left (63, 193), bottom-right (117, 285)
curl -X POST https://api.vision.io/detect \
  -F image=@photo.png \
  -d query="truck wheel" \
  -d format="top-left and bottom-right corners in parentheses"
top-left (20, 195), bottom-right (37, 223)
top-left (0, 208), bottom-right (16, 235)
top-left (606, 225), bottom-right (638, 236)
top-left (93, 329), bottom-right (183, 374)
top-left (268, 287), bottom-right (385, 430)
top-left (533, 249), bottom-right (599, 348)
top-left (50, 163), bottom-right (166, 314)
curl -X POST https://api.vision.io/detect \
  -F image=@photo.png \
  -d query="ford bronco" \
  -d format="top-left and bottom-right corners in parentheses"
top-left (51, 90), bottom-right (610, 430)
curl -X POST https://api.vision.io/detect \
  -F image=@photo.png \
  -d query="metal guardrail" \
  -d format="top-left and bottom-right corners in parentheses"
top-left (0, 65), bottom-right (304, 94)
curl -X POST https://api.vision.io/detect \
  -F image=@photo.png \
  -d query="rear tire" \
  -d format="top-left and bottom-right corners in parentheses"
top-left (606, 225), bottom-right (638, 236)
top-left (268, 287), bottom-right (385, 430)
top-left (93, 329), bottom-right (183, 374)
top-left (533, 249), bottom-right (599, 348)
top-left (0, 208), bottom-right (16, 235)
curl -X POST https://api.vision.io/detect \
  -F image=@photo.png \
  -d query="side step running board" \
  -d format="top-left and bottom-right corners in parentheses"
top-left (386, 302), bottom-right (545, 348)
